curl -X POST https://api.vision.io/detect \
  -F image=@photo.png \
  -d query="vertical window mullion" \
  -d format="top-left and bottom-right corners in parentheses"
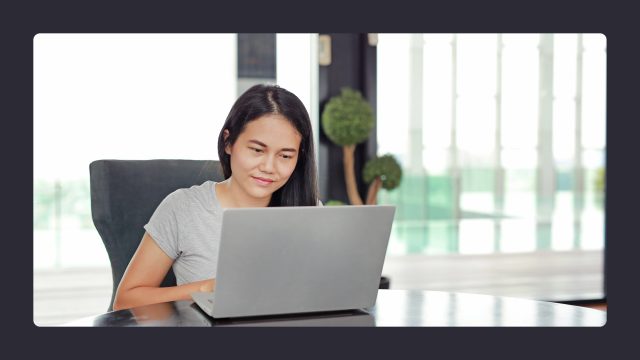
top-left (495, 34), bottom-right (504, 213)
top-left (450, 34), bottom-right (460, 223)
top-left (494, 34), bottom-right (504, 252)
top-left (574, 34), bottom-right (584, 212)
top-left (537, 34), bottom-right (555, 220)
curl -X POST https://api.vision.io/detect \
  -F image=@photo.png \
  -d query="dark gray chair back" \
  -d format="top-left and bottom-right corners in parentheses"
top-left (89, 159), bottom-right (225, 311)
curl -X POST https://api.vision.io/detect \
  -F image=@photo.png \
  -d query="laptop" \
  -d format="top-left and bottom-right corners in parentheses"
top-left (191, 205), bottom-right (396, 319)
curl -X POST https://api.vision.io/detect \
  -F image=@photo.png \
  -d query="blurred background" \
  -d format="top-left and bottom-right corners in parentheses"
top-left (33, 33), bottom-right (605, 325)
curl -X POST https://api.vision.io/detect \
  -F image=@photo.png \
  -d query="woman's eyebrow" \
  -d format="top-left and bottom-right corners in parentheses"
top-left (248, 139), bottom-right (267, 147)
top-left (248, 139), bottom-right (298, 153)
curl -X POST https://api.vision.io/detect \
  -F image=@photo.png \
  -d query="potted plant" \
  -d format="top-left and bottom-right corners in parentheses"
top-left (321, 87), bottom-right (375, 205)
top-left (362, 154), bottom-right (402, 204)
top-left (322, 87), bottom-right (402, 205)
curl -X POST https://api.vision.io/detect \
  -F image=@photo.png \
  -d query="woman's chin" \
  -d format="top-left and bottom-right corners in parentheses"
top-left (247, 187), bottom-right (276, 202)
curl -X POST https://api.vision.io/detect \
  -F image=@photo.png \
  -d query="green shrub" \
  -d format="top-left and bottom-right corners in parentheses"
top-left (321, 87), bottom-right (374, 146)
top-left (363, 154), bottom-right (402, 190)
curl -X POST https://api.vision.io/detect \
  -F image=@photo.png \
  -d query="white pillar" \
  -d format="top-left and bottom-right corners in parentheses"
top-left (537, 34), bottom-right (556, 219)
top-left (574, 34), bottom-right (585, 212)
top-left (408, 34), bottom-right (424, 175)
top-left (450, 35), bottom-right (461, 222)
top-left (494, 34), bottom-right (504, 215)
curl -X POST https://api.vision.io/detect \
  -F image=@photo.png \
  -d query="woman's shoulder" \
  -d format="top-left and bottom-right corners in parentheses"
top-left (169, 180), bottom-right (219, 210)
top-left (183, 180), bottom-right (217, 194)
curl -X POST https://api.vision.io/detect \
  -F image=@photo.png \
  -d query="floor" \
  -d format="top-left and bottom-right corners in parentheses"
top-left (34, 267), bottom-right (112, 326)
top-left (381, 249), bottom-right (604, 303)
top-left (34, 249), bottom-right (605, 326)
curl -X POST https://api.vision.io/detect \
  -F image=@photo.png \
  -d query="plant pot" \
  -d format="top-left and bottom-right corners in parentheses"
top-left (379, 276), bottom-right (390, 289)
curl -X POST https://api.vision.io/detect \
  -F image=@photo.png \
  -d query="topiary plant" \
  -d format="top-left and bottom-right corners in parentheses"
top-left (321, 87), bottom-right (375, 205)
top-left (321, 88), bottom-right (374, 146)
top-left (362, 154), bottom-right (402, 204)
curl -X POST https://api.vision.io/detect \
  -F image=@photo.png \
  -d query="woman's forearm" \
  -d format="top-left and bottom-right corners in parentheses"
top-left (113, 279), bottom-right (214, 311)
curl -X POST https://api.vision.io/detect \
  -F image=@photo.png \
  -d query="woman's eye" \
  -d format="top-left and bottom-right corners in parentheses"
top-left (281, 154), bottom-right (294, 159)
top-left (249, 147), bottom-right (263, 153)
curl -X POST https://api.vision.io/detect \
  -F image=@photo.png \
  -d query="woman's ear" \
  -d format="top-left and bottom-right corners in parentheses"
top-left (223, 129), bottom-right (231, 155)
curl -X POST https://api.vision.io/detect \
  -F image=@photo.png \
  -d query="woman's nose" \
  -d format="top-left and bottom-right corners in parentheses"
top-left (259, 154), bottom-right (275, 173)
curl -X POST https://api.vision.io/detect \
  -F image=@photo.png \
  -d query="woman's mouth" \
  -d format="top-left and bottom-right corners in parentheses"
top-left (252, 176), bottom-right (274, 186)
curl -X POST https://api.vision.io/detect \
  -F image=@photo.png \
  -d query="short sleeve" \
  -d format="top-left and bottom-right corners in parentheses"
top-left (143, 190), bottom-right (182, 260)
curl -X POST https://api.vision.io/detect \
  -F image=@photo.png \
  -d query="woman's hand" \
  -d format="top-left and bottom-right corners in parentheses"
top-left (198, 278), bottom-right (216, 292)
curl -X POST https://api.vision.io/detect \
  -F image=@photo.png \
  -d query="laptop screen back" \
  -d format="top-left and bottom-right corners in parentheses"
top-left (211, 205), bottom-right (395, 318)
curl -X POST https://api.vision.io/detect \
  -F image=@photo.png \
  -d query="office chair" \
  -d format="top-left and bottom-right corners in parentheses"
top-left (89, 159), bottom-right (225, 311)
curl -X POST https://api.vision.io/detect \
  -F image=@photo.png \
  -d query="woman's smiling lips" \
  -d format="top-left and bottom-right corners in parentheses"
top-left (252, 176), bottom-right (275, 186)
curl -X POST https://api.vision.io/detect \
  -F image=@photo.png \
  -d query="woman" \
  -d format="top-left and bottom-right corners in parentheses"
top-left (113, 84), bottom-right (320, 311)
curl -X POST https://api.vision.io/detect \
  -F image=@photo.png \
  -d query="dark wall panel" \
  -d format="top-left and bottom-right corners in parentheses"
top-left (318, 33), bottom-right (377, 203)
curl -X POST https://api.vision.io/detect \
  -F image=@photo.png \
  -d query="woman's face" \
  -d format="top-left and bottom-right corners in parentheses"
top-left (225, 114), bottom-right (302, 203)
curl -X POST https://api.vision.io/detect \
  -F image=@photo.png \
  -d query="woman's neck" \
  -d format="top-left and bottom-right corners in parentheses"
top-left (216, 178), bottom-right (271, 208)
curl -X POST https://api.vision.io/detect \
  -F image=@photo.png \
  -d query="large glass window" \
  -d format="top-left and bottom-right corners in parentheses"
top-left (377, 33), bottom-right (606, 256)
top-left (33, 34), bottom-right (238, 270)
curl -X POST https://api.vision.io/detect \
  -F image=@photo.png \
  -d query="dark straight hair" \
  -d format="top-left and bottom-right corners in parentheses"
top-left (217, 84), bottom-right (320, 207)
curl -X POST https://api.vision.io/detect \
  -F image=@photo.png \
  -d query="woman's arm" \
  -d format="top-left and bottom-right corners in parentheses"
top-left (112, 232), bottom-right (215, 311)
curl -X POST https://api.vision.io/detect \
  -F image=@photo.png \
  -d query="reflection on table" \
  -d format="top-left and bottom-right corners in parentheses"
top-left (62, 290), bottom-right (606, 327)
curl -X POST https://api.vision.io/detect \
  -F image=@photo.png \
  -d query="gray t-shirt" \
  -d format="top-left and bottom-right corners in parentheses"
top-left (144, 181), bottom-right (322, 286)
top-left (144, 180), bottom-right (222, 285)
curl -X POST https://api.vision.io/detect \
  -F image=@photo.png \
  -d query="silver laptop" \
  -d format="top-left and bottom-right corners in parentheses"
top-left (191, 205), bottom-right (395, 319)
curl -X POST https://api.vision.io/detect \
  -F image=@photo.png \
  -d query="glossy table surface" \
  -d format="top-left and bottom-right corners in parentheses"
top-left (62, 289), bottom-right (606, 327)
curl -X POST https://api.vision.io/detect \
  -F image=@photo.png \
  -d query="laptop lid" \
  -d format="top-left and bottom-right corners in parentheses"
top-left (209, 205), bottom-right (395, 319)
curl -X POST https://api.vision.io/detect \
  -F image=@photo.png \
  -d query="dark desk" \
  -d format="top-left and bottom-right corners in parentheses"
top-left (62, 290), bottom-right (606, 327)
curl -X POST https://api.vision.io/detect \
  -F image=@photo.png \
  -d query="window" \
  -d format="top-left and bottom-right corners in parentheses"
top-left (377, 33), bottom-right (606, 255)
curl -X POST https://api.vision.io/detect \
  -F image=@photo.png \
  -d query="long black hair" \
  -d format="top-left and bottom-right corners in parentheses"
top-left (217, 84), bottom-right (319, 207)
